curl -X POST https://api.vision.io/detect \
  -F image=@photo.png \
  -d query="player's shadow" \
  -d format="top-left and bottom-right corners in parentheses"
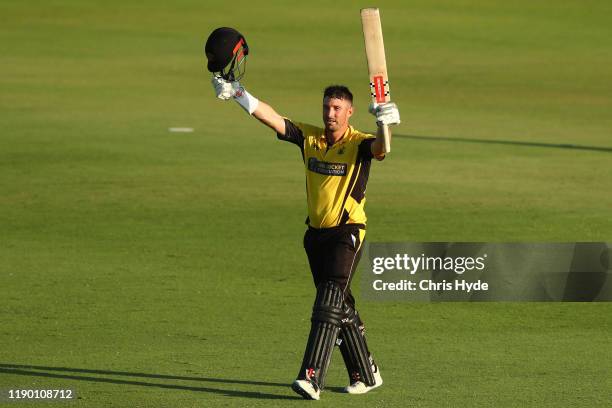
top-left (326, 386), bottom-right (348, 394)
top-left (395, 133), bottom-right (612, 153)
top-left (0, 363), bottom-right (298, 400)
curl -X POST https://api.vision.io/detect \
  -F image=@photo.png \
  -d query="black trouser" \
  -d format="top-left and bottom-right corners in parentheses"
top-left (303, 224), bottom-right (364, 309)
top-left (300, 224), bottom-right (373, 386)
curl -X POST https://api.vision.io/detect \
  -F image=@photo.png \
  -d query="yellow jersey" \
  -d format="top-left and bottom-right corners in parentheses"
top-left (278, 119), bottom-right (383, 229)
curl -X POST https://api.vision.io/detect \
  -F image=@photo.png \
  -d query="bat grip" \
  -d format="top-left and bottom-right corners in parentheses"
top-left (382, 124), bottom-right (391, 153)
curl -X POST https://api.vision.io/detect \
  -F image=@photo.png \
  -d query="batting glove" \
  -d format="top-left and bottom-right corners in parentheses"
top-left (211, 75), bottom-right (259, 115)
top-left (369, 102), bottom-right (401, 126)
top-left (211, 75), bottom-right (238, 100)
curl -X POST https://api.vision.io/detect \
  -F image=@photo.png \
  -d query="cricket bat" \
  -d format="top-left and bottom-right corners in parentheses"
top-left (360, 7), bottom-right (392, 153)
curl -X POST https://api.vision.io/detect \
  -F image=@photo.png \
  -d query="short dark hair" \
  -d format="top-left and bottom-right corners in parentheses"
top-left (323, 85), bottom-right (353, 104)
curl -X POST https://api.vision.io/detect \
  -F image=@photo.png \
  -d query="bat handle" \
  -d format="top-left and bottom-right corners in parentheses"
top-left (382, 124), bottom-right (391, 153)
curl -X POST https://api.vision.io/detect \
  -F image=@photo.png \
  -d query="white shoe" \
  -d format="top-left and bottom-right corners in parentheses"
top-left (292, 379), bottom-right (320, 400)
top-left (344, 365), bottom-right (383, 394)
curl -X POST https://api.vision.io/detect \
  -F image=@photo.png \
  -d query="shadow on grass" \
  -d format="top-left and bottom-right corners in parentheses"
top-left (0, 363), bottom-right (298, 400)
top-left (326, 386), bottom-right (346, 394)
top-left (395, 134), bottom-right (612, 153)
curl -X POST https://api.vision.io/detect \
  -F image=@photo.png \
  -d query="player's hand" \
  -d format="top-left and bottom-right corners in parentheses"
top-left (369, 102), bottom-right (401, 126)
top-left (211, 75), bottom-right (240, 100)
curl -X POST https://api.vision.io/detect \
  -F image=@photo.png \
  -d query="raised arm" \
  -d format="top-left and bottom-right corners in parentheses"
top-left (211, 76), bottom-right (286, 135)
top-left (369, 102), bottom-right (401, 158)
top-left (252, 101), bottom-right (286, 135)
top-left (371, 123), bottom-right (391, 158)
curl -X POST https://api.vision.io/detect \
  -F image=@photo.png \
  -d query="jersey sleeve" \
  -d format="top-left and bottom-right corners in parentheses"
top-left (358, 138), bottom-right (374, 160)
top-left (358, 136), bottom-right (385, 161)
top-left (277, 119), bottom-right (305, 148)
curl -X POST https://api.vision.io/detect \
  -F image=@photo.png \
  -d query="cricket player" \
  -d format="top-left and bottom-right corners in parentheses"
top-left (206, 27), bottom-right (400, 400)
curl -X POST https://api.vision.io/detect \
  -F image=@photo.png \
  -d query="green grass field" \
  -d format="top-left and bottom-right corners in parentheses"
top-left (1, 0), bottom-right (611, 406)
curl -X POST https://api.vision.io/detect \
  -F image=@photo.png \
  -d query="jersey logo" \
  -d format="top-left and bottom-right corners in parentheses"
top-left (308, 157), bottom-right (347, 176)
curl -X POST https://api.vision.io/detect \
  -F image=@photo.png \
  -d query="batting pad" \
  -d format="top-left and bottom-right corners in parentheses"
top-left (338, 305), bottom-right (375, 386)
top-left (297, 280), bottom-right (345, 388)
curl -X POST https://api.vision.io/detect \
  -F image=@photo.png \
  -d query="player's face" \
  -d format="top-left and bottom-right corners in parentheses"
top-left (322, 97), bottom-right (353, 132)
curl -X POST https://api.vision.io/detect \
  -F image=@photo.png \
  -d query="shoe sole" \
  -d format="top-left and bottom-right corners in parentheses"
top-left (291, 381), bottom-right (319, 400)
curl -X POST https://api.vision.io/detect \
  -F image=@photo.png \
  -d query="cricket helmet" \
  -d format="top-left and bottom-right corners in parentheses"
top-left (205, 27), bottom-right (249, 81)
